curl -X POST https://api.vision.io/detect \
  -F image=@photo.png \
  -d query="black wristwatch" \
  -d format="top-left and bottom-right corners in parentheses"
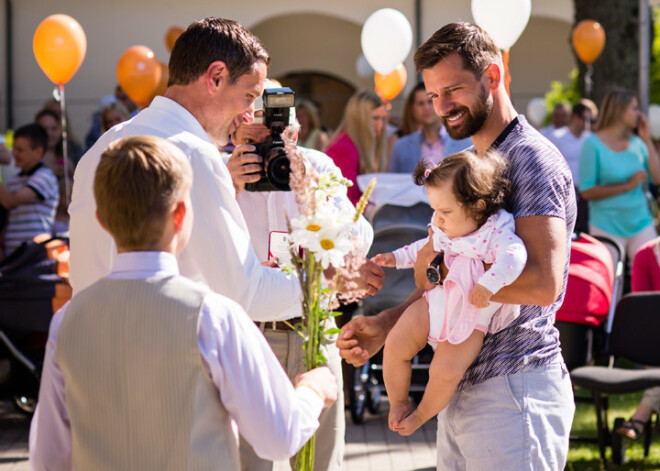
top-left (426, 252), bottom-right (445, 285)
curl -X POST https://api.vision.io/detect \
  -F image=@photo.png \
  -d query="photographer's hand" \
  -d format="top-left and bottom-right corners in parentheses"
top-left (227, 144), bottom-right (263, 195)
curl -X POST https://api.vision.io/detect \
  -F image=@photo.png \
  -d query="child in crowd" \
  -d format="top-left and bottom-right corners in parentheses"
top-left (29, 135), bottom-right (337, 470)
top-left (373, 151), bottom-right (527, 436)
top-left (0, 124), bottom-right (58, 255)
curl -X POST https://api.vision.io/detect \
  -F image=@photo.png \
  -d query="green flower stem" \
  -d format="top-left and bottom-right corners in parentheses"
top-left (295, 250), bottom-right (325, 471)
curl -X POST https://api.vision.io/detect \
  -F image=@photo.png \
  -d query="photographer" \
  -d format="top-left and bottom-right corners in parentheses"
top-left (226, 82), bottom-right (383, 471)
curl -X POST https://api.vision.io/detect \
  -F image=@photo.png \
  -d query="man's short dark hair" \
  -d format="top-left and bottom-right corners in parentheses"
top-left (414, 22), bottom-right (500, 78)
top-left (14, 123), bottom-right (48, 151)
top-left (168, 17), bottom-right (270, 86)
top-left (572, 102), bottom-right (590, 118)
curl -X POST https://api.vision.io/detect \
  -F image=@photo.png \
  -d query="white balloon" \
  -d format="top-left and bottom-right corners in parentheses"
top-left (361, 8), bottom-right (412, 75)
top-left (648, 104), bottom-right (660, 140)
top-left (526, 97), bottom-right (547, 128)
top-left (355, 54), bottom-right (374, 79)
top-left (471, 0), bottom-right (531, 50)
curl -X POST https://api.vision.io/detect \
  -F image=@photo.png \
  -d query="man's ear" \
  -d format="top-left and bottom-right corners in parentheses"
top-left (483, 63), bottom-right (501, 91)
top-left (205, 61), bottom-right (229, 93)
top-left (172, 200), bottom-right (187, 232)
top-left (95, 209), bottom-right (108, 232)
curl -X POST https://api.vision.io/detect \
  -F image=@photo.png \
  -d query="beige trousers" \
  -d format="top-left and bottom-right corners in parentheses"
top-left (239, 326), bottom-right (344, 471)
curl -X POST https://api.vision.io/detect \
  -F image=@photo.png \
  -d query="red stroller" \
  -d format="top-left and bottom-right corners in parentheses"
top-left (0, 235), bottom-right (71, 413)
top-left (555, 232), bottom-right (624, 371)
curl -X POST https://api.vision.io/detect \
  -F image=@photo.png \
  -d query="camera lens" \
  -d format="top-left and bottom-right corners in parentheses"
top-left (265, 147), bottom-right (290, 189)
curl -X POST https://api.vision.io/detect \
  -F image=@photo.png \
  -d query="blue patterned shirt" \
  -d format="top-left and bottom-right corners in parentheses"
top-left (459, 115), bottom-right (576, 389)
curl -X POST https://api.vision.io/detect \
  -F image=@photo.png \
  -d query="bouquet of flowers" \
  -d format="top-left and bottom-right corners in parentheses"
top-left (284, 141), bottom-right (374, 471)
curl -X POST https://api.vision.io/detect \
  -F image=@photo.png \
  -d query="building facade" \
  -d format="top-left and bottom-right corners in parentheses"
top-left (0, 0), bottom-right (577, 140)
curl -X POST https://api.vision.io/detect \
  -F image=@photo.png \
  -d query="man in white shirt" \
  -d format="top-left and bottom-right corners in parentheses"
top-left (546, 102), bottom-right (593, 183)
top-left (226, 87), bottom-right (380, 471)
top-left (540, 102), bottom-right (571, 138)
top-left (545, 101), bottom-right (594, 233)
top-left (68, 18), bottom-right (303, 319)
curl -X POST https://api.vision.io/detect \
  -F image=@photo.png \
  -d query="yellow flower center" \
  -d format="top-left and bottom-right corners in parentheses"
top-left (306, 224), bottom-right (322, 232)
top-left (320, 239), bottom-right (335, 250)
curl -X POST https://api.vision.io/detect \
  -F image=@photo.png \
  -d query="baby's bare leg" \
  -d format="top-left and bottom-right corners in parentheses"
top-left (397, 329), bottom-right (485, 436)
top-left (383, 298), bottom-right (430, 431)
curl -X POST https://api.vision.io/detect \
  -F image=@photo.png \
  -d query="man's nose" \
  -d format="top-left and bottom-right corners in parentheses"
top-left (242, 107), bottom-right (254, 125)
top-left (433, 96), bottom-right (452, 117)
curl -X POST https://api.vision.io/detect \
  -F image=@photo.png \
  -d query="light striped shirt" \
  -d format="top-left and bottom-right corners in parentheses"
top-left (460, 115), bottom-right (576, 390)
top-left (4, 163), bottom-right (58, 254)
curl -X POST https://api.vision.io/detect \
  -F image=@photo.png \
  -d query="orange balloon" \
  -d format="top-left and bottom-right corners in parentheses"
top-left (116, 46), bottom-right (161, 106)
top-left (165, 26), bottom-right (184, 52)
top-left (33, 14), bottom-right (87, 85)
top-left (572, 20), bottom-right (606, 65)
top-left (374, 64), bottom-right (407, 102)
top-left (146, 62), bottom-right (170, 106)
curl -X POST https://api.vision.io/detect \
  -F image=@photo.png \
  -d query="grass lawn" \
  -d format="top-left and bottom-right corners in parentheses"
top-left (567, 389), bottom-right (660, 470)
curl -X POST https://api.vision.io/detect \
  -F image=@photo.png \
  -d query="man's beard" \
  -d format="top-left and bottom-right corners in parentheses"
top-left (442, 85), bottom-right (492, 140)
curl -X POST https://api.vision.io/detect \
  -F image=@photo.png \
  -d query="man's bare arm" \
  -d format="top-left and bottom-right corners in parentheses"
top-left (489, 215), bottom-right (567, 306)
top-left (337, 288), bottom-right (424, 366)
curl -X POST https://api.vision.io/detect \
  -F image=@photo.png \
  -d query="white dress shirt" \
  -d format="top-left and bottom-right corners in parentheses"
top-left (544, 126), bottom-right (589, 185)
top-left (29, 252), bottom-right (324, 470)
top-left (234, 147), bottom-right (374, 320)
top-left (68, 96), bottom-right (301, 321)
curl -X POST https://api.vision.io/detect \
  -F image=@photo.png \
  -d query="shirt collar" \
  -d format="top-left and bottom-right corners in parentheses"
top-left (109, 251), bottom-right (179, 279)
top-left (148, 96), bottom-right (213, 145)
top-left (490, 116), bottom-right (520, 150)
top-left (418, 126), bottom-right (447, 146)
top-left (18, 162), bottom-right (43, 176)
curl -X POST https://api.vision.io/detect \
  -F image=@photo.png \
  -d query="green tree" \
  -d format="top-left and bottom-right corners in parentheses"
top-left (650, 7), bottom-right (660, 104)
top-left (573, 0), bottom-right (641, 106)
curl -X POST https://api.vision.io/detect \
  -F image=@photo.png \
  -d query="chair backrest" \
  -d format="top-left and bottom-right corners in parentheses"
top-left (370, 202), bottom-right (433, 231)
top-left (361, 224), bottom-right (429, 317)
top-left (609, 292), bottom-right (660, 366)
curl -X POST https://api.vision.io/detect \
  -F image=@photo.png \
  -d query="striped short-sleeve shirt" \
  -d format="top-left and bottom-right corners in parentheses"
top-left (459, 115), bottom-right (577, 390)
top-left (4, 163), bottom-right (58, 253)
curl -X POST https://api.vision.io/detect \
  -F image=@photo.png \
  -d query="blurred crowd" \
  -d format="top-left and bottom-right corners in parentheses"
top-left (0, 81), bottom-right (658, 274)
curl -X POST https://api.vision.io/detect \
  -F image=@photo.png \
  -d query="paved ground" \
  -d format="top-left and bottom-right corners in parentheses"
top-left (0, 402), bottom-right (29, 471)
top-left (0, 398), bottom-right (437, 471)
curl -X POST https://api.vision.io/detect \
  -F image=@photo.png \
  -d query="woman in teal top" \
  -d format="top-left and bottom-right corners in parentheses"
top-left (579, 89), bottom-right (660, 264)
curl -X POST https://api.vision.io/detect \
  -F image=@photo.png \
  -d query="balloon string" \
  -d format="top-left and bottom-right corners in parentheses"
top-left (585, 64), bottom-right (593, 98)
top-left (58, 84), bottom-right (72, 205)
top-left (502, 49), bottom-right (511, 96)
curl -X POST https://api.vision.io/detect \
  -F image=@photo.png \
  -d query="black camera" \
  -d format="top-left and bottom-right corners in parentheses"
top-left (245, 87), bottom-right (295, 192)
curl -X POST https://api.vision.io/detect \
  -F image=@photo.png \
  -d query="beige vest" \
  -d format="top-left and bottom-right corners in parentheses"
top-left (57, 276), bottom-right (239, 471)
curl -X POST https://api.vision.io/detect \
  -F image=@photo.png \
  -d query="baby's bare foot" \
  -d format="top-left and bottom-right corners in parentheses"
top-left (388, 401), bottom-right (412, 431)
top-left (397, 410), bottom-right (424, 436)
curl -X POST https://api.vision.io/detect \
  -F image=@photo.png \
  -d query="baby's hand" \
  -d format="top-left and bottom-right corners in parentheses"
top-left (371, 253), bottom-right (396, 267)
top-left (469, 284), bottom-right (493, 308)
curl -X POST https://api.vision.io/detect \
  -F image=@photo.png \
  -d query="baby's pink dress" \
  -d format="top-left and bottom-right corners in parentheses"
top-left (392, 209), bottom-right (527, 346)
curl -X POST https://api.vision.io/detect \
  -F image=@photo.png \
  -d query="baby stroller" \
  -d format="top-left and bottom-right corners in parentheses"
top-left (0, 235), bottom-right (71, 413)
top-left (555, 232), bottom-right (624, 371)
top-left (347, 201), bottom-right (434, 424)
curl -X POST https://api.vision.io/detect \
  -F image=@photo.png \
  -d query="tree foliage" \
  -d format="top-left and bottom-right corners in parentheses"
top-left (573, 0), bottom-right (640, 106)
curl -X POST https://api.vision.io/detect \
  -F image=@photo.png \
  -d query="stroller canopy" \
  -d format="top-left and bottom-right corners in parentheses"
top-left (556, 233), bottom-right (614, 327)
